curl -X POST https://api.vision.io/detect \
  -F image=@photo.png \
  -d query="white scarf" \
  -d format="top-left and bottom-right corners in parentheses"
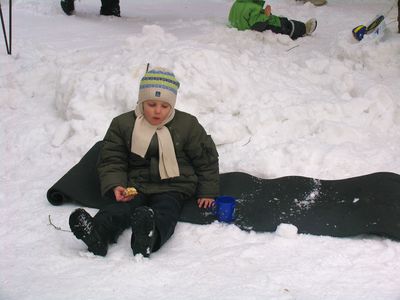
top-left (131, 105), bottom-right (180, 179)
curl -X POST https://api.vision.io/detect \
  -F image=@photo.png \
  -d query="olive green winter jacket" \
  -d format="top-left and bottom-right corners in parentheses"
top-left (97, 110), bottom-right (219, 199)
top-left (228, 0), bottom-right (281, 31)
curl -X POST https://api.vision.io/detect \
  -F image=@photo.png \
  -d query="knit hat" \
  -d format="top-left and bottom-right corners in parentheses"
top-left (138, 68), bottom-right (180, 108)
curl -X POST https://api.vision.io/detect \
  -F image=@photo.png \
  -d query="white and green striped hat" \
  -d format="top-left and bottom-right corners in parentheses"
top-left (138, 67), bottom-right (180, 108)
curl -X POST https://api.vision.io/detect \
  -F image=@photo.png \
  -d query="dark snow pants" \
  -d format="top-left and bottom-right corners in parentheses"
top-left (252, 17), bottom-right (306, 40)
top-left (93, 192), bottom-right (185, 252)
top-left (100, 0), bottom-right (120, 15)
top-left (101, 0), bottom-right (119, 9)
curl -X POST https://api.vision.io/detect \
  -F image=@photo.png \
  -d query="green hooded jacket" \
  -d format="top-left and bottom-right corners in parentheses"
top-left (97, 110), bottom-right (220, 199)
top-left (228, 0), bottom-right (281, 31)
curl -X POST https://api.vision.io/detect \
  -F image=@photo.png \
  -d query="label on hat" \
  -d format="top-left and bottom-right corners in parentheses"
top-left (155, 91), bottom-right (161, 97)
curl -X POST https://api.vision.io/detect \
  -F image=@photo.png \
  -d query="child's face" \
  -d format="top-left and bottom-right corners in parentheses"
top-left (143, 100), bottom-right (172, 126)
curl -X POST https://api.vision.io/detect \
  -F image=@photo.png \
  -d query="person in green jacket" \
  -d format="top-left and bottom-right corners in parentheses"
top-left (229, 0), bottom-right (317, 40)
top-left (68, 67), bottom-right (219, 258)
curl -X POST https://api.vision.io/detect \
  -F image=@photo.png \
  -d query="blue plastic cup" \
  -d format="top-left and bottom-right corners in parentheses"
top-left (214, 196), bottom-right (236, 223)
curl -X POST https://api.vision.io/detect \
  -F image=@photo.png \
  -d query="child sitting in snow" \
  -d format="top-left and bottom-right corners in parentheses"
top-left (69, 67), bottom-right (219, 257)
top-left (229, 0), bottom-right (317, 40)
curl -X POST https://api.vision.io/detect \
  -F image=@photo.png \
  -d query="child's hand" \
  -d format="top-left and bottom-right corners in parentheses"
top-left (113, 186), bottom-right (135, 202)
top-left (265, 5), bottom-right (271, 16)
top-left (198, 198), bottom-right (214, 209)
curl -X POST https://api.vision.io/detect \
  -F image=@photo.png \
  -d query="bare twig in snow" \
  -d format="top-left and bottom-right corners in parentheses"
top-left (286, 45), bottom-right (299, 52)
top-left (242, 136), bottom-right (252, 146)
top-left (48, 215), bottom-right (71, 232)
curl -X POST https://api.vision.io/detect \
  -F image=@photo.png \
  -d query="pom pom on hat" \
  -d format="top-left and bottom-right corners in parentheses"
top-left (138, 67), bottom-right (180, 108)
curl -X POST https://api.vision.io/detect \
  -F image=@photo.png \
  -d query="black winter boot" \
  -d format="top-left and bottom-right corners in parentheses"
top-left (60, 0), bottom-right (75, 16)
top-left (69, 208), bottom-right (108, 256)
top-left (100, 0), bottom-right (120, 17)
top-left (131, 207), bottom-right (157, 257)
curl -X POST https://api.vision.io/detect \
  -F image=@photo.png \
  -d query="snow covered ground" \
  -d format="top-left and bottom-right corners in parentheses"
top-left (1, 0), bottom-right (400, 299)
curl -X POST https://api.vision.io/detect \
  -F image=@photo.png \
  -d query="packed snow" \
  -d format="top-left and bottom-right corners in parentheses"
top-left (1, 0), bottom-right (400, 299)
